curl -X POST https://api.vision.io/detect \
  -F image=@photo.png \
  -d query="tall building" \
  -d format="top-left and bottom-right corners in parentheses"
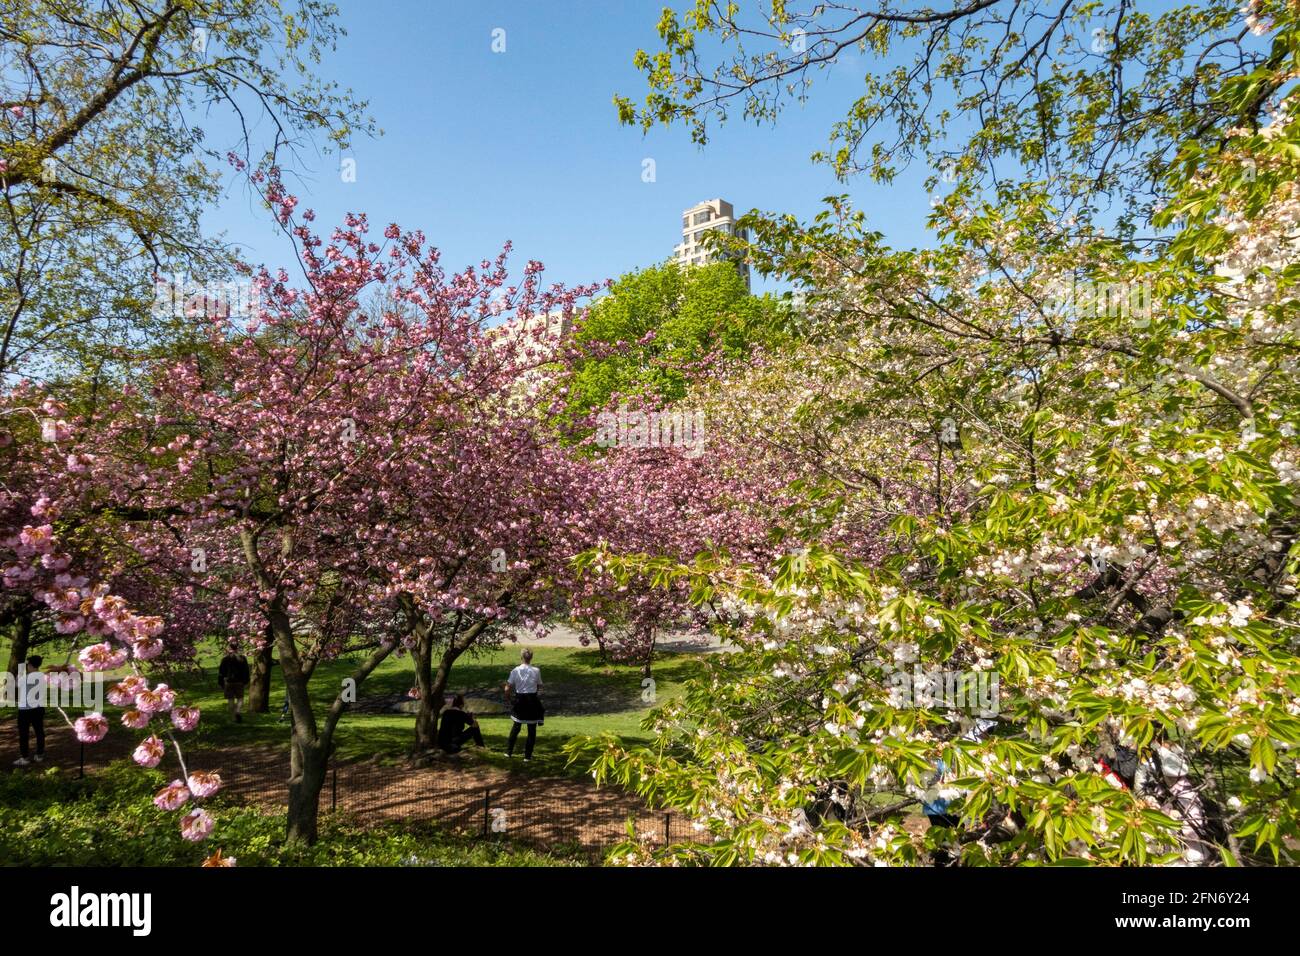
top-left (673, 198), bottom-right (750, 291)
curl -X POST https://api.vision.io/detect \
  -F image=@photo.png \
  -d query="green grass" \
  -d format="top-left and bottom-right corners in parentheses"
top-left (3, 635), bottom-right (701, 779)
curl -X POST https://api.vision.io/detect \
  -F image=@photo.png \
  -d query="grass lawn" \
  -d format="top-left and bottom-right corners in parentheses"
top-left (2, 636), bottom-right (703, 779)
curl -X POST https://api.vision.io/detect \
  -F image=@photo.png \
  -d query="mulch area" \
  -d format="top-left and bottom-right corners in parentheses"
top-left (0, 717), bottom-right (702, 857)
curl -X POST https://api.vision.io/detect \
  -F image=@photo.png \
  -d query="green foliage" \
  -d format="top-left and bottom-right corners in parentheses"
top-left (0, 0), bottom-right (376, 382)
top-left (617, 1), bottom-right (1277, 226)
top-left (0, 762), bottom-right (579, 866)
top-left (579, 3), bottom-right (1300, 867)
top-left (562, 260), bottom-right (787, 422)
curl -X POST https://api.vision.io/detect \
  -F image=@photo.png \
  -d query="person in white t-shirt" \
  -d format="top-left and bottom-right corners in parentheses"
top-left (503, 648), bottom-right (544, 761)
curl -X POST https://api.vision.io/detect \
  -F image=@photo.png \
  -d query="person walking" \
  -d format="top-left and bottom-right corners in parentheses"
top-left (503, 648), bottom-right (544, 761)
top-left (13, 655), bottom-right (46, 767)
top-left (217, 644), bottom-right (251, 723)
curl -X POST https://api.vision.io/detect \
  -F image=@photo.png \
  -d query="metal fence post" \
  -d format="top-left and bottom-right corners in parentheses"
top-left (663, 812), bottom-right (670, 846)
top-left (331, 767), bottom-right (337, 812)
top-left (79, 742), bottom-right (85, 779)
top-left (482, 789), bottom-right (490, 838)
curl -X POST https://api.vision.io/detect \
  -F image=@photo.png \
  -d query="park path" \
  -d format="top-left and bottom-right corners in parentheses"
top-left (515, 622), bottom-right (735, 653)
top-left (0, 718), bottom-right (700, 856)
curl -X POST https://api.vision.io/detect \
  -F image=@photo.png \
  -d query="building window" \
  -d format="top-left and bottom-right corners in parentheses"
top-left (693, 210), bottom-right (713, 225)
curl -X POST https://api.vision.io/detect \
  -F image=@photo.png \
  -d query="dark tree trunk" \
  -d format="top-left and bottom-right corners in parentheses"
top-left (286, 734), bottom-right (329, 844)
top-left (5, 605), bottom-right (33, 676)
top-left (247, 626), bottom-right (274, 713)
top-left (414, 633), bottom-right (467, 752)
top-left (425, 642), bottom-right (463, 736)
top-left (271, 607), bottom-right (323, 845)
top-left (587, 623), bottom-right (608, 664)
top-left (413, 629), bottom-right (437, 753)
top-left (406, 594), bottom-right (512, 755)
top-left (241, 530), bottom-right (406, 847)
top-left (641, 628), bottom-right (656, 679)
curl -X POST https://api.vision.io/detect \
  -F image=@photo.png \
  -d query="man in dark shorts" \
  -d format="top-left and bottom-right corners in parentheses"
top-left (437, 694), bottom-right (485, 753)
top-left (218, 644), bottom-right (251, 723)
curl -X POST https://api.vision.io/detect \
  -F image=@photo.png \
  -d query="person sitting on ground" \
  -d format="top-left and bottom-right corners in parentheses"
top-left (437, 693), bottom-right (486, 754)
top-left (13, 655), bottom-right (46, 767)
top-left (217, 643), bottom-right (251, 723)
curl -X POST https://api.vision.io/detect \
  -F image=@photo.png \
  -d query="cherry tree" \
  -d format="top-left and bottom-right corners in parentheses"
top-left (564, 419), bottom-right (781, 674)
top-left (29, 169), bottom-right (603, 842)
top-left (1, 391), bottom-right (220, 846)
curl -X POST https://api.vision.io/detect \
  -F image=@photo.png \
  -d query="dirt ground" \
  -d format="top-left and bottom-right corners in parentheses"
top-left (0, 717), bottom-right (701, 857)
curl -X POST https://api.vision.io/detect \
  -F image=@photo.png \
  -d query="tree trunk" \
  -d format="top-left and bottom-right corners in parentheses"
top-left (286, 735), bottom-right (329, 845)
top-left (270, 606), bottom-right (326, 845)
top-left (412, 611), bottom-right (506, 754)
top-left (414, 636), bottom-right (466, 753)
top-left (413, 630), bottom-right (437, 753)
top-left (4, 606), bottom-right (33, 676)
top-left (275, 609), bottom-right (402, 844)
top-left (401, 591), bottom-right (515, 756)
top-left (247, 626), bottom-right (274, 713)
top-left (426, 642), bottom-right (464, 729)
top-left (641, 628), bottom-right (656, 679)
top-left (587, 623), bottom-right (608, 664)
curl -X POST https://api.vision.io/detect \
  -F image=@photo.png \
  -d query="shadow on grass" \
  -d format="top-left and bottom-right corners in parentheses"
top-left (145, 645), bottom-right (701, 780)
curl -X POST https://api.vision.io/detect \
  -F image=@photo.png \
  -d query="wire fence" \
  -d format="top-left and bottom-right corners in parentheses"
top-left (63, 737), bottom-right (700, 859)
top-left (349, 762), bottom-right (692, 855)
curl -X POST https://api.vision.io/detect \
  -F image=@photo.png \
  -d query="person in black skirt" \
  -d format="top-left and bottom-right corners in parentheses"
top-left (504, 648), bottom-right (544, 760)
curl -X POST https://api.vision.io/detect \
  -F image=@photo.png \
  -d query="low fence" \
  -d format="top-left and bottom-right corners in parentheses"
top-left (317, 762), bottom-right (695, 855)
top-left (65, 738), bottom-right (698, 859)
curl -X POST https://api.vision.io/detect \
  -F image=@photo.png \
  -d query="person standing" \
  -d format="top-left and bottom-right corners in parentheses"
top-left (503, 648), bottom-right (544, 761)
top-left (13, 655), bottom-right (46, 767)
top-left (218, 644), bottom-right (251, 723)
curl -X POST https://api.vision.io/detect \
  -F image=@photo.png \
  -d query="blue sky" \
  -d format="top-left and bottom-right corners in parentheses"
top-left (199, 0), bottom-right (944, 295)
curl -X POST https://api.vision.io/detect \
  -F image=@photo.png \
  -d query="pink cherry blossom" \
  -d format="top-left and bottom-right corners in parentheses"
top-left (74, 713), bottom-right (109, 743)
top-left (78, 642), bottom-right (128, 671)
top-left (19, 524), bottom-right (53, 549)
top-left (153, 780), bottom-right (191, 811)
top-left (186, 771), bottom-right (222, 797)
top-left (120, 709), bottom-right (150, 730)
top-left (134, 683), bottom-right (175, 714)
top-left (133, 735), bottom-right (165, 768)
top-left (179, 808), bottom-right (215, 842)
top-left (107, 676), bottom-right (146, 706)
top-left (132, 637), bottom-right (164, 660)
top-left (171, 706), bottom-right (201, 732)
